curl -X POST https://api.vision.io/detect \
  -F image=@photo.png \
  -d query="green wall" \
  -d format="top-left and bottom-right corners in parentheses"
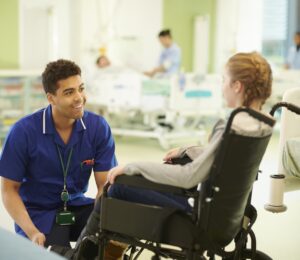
top-left (0, 0), bottom-right (19, 69)
top-left (163, 0), bottom-right (216, 72)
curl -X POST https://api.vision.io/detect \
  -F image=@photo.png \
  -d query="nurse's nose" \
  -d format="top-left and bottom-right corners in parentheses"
top-left (74, 89), bottom-right (83, 101)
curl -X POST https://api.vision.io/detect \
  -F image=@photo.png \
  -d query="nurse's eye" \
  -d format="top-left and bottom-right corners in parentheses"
top-left (79, 86), bottom-right (85, 92)
top-left (65, 90), bottom-right (74, 96)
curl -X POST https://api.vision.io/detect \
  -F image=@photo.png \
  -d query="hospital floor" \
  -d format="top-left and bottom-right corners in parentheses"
top-left (0, 132), bottom-right (299, 260)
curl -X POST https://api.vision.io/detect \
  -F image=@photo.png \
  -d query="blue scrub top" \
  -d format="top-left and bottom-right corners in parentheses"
top-left (0, 105), bottom-right (117, 236)
top-left (159, 43), bottom-right (181, 75)
top-left (286, 46), bottom-right (300, 69)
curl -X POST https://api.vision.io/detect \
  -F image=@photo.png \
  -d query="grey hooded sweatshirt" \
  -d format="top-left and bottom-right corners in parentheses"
top-left (123, 112), bottom-right (273, 189)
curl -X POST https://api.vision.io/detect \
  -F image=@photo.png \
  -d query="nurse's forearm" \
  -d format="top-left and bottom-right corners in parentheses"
top-left (94, 171), bottom-right (108, 199)
top-left (1, 179), bottom-right (41, 240)
top-left (153, 66), bottom-right (166, 73)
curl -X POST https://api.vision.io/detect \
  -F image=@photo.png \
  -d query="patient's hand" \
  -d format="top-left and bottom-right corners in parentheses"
top-left (163, 147), bottom-right (180, 163)
top-left (108, 165), bottom-right (125, 184)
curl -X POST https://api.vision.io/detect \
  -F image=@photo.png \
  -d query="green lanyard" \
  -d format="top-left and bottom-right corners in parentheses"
top-left (56, 145), bottom-right (73, 211)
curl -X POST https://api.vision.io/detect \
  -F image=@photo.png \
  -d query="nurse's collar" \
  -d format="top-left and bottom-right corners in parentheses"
top-left (42, 107), bottom-right (86, 134)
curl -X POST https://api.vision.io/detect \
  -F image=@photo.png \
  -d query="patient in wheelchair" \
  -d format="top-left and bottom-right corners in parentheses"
top-left (107, 51), bottom-right (273, 191)
top-left (53, 52), bottom-right (273, 259)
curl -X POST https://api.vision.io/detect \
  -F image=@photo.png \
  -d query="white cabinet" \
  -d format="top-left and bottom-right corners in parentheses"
top-left (0, 70), bottom-right (47, 141)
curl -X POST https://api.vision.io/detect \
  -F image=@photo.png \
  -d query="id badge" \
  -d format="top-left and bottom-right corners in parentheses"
top-left (56, 211), bottom-right (76, 225)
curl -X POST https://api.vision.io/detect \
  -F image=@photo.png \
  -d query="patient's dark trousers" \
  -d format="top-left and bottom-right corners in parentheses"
top-left (75, 183), bottom-right (191, 249)
top-left (106, 183), bottom-right (192, 212)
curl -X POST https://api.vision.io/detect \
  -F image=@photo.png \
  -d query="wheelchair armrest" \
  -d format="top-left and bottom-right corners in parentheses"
top-left (106, 175), bottom-right (197, 197)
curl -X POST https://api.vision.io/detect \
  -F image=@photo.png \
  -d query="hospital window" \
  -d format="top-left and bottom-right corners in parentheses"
top-left (261, 0), bottom-right (288, 66)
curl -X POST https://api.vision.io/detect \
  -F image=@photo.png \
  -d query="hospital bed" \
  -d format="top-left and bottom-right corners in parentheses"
top-left (86, 71), bottom-right (222, 149)
top-left (265, 88), bottom-right (300, 213)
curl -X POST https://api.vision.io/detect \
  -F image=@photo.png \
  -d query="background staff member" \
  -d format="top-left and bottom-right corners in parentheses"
top-left (144, 29), bottom-right (181, 77)
top-left (285, 31), bottom-right (300, 69)
top-left (0, 59), bottom-right (117, 247)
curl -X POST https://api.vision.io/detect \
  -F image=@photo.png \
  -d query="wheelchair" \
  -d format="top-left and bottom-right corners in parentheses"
top-left (78, 107), bottom-right (274, 260)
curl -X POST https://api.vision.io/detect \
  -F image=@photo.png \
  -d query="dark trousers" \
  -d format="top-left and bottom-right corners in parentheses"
top-left (45, 204), bottom-right (94, 247)
top-left (91, 183), bottom-right (191, 218)
top-left (107, 183), bottom-right (191, 212)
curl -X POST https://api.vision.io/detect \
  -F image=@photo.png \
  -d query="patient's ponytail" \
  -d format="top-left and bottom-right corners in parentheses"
top-left (226, 52), bottom-right (272, 107)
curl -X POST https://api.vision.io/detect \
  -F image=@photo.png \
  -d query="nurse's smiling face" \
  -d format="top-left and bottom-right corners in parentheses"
top-left (48, 74), bottom-right (86, 120)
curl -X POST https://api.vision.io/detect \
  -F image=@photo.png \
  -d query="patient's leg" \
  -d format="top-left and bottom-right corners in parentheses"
top-left (108, 183), bottom-right (191, 211)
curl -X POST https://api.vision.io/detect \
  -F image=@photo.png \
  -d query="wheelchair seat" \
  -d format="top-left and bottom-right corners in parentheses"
top-left (98, 108), bottom-right (275, 260)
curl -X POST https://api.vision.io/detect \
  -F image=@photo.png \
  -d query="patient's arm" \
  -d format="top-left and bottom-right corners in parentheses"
top-left (183, 146), bottom-right (204, 160)
top-left (123, 129), bottom-right (223, 189)
top-left (163, 119), bottom-right (226, 162)
top-left (163, 146), bottom-right (204, 163)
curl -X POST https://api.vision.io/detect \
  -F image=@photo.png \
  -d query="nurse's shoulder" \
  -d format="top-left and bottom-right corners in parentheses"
top-left (9, 108), bottom-right (45, 137)
top-left (82, 110), bottom-right (111, 129)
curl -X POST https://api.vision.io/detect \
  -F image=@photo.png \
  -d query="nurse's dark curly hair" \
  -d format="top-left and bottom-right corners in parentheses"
top-left (42, 59), bottom-right (81, 94)
top-left (226, 52), bottom-right (272, 108)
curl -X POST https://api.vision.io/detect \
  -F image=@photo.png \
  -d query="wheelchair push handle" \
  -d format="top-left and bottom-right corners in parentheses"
top-left (270, 102), bottom-right (300, 116)
top-left (225, 107), bottom-right (275, 135)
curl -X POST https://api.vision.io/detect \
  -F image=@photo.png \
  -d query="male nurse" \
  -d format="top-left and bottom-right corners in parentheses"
top-left (0, 59), bottom-right (117, 247)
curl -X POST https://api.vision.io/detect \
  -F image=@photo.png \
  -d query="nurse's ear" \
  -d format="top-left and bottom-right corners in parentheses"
top-left (47, 92), bottom-right (55, 105)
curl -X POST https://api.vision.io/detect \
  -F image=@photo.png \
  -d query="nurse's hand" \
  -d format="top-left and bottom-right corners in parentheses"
top-left (163, 147), bottom-right (180, 163)
top-left (143, 71), bottom-right (155, 77)
top-left (30, 231), bottom-right (46, 246)
top-left (107, 165), bottom-right (125, 184)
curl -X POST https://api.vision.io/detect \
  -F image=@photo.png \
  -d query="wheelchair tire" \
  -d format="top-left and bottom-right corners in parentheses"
top-left (230, 249), bottom-right (273, 260)
top-left (255, 250), bottom-right (273, 260)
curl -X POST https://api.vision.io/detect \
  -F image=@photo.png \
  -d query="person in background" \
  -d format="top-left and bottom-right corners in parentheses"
top-left (144, 29), bottom-right (181, 77)
top-left (96, 55), bottom-right (111, 69)
top-left (285, 32), bottom-right (300, 69)
top-left (0, 59), bottom-right (117, 248)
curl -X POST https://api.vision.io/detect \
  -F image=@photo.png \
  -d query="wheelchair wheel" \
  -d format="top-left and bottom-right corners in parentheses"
top-left (255, 250), bottom-right (272, 260)
top-left (74, 236), bottom-right (98, 260)
top-left (232, 249), bottom-right (273, 260)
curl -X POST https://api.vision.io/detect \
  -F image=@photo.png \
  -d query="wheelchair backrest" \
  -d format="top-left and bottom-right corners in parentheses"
top-left (199, 108), bottom-right (275, 247)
